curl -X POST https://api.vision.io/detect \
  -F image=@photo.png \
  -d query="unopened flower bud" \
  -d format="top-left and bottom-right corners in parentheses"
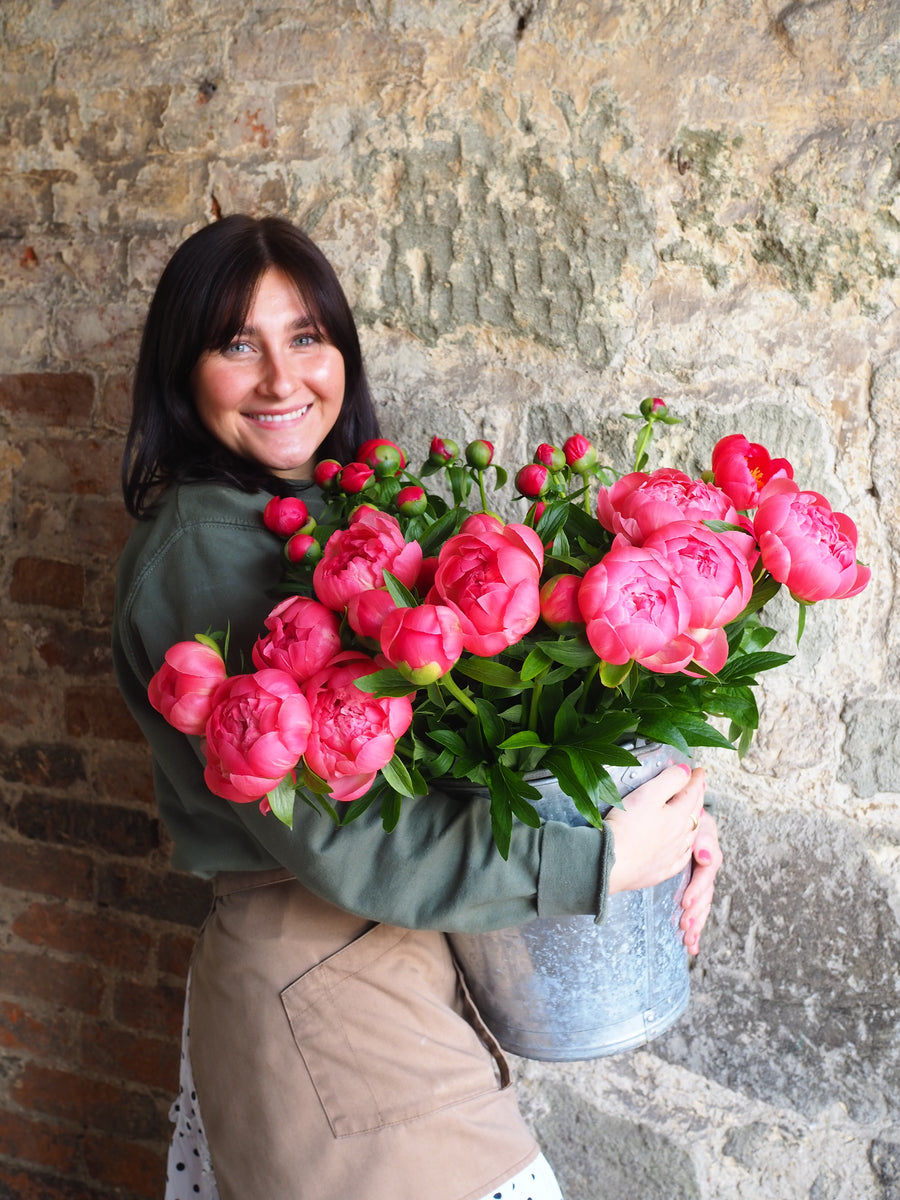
top-left (338, 462), bottom-right (375, 494)
top-left (563, 434), bottom-right (597, 473)
top-left (313, 459), bottom-right (342, 490)
top-left (396, 485), bottom-right (427, 516)
top-left (465, 439), bottom-right (494, 469)
top-left (639, 396), bottom-right (667, 418)
top-left (428, 436), bottom-right (459, 465)
top-left (284, 534), bottom-right (322, 565)
top-left (263, 496), bottom-right (310, 537)
top-left (356, 438), bottom-right (406, 477)
top-left (516, 463), bottom-right (550, 498)
top-left (534, 443), bottom-right (566, 471)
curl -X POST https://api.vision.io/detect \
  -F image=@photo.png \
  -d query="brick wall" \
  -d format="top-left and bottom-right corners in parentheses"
top-left (1, 373), bottom-right (212, 1199)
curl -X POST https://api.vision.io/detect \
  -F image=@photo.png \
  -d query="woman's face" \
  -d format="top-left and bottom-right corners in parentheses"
top-left (191, 267), bottom-right (345, 479)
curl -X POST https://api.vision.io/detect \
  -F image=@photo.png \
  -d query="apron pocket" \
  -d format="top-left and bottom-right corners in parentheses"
top-left (281, 922), bottom-right (508, 1137)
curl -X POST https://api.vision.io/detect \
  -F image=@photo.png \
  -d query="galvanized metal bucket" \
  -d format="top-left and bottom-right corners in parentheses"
top-left (447, 740), bottom-right (692, 1061)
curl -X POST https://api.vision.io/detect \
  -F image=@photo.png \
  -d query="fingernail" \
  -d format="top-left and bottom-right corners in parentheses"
top-left (676, 762), bottom-right (691, 775)
top-left (696, 848), bottom-right (711, 864)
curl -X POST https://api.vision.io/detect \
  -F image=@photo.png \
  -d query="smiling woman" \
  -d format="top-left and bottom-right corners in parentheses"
top-left (191, 270), bottom-right (346, 480)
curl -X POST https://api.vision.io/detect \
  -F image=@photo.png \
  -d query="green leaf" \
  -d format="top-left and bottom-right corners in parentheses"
top-left (536, 638), bottom-right (599, 668)
top-left (381, 754), bottom-right (421, 798)
top-left (521, 646), bottom-right (553, 681)
top-left (427, 728), bottom-right (471, 756)
top-left (455, 658), bottom-right (524, 688)
top-left (380, 790), bottom-right (402, 832)
top-left (382, 570), bottom-right (417, 608)
top-left (418, 508), bottom-right (464, 556)
top-left (717, 651), bottom-right (793, 683)
top-left (497, 731), bottom-right (549, 750)
top-left (352, 669), bottom-right (417, 697)
top-left (492, 465), bottom-right (508, 490)
top-left (266, 777), bottom-right (296, 828)
top-left (472, 697), bottom-right (505, 747)
top-left (600, 659), bottom-right (633, 688)
top-left (339, 789), bottom-right (380, 825)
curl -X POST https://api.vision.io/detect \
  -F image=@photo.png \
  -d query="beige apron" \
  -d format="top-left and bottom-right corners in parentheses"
top-left (189, 869), bottom-right (539, 1200)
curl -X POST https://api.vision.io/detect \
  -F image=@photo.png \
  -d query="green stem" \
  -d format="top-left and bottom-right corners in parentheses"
top-left (440, 670), bottom-right (479, 716)
top-left (527, 679), bottom-right (543, 732)
top-left (477, 469), bottom-right (489, 512)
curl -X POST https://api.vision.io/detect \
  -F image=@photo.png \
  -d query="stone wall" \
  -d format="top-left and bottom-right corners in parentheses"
top-left (1, 2), bottom-right (897, 1197)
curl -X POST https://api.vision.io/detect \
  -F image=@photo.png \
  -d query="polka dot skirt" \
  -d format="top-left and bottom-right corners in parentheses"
top-left (165, 976), bottom-right (219, 1200)
top-left (476, 1153), bottom-right (563, 1200)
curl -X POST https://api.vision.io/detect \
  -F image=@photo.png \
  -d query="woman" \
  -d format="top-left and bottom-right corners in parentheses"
top-left (113, 214), bottom-right (721, 1200)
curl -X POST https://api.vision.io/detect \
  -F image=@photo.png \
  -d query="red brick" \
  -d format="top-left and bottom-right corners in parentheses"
top-left (11, 1064), bottom-right (163, 1139)
top-left (0, 1000), bottom-right (74, 1060)
top-left (0, 949), bottom-right (103, 1015)
top-left (83, 1131), bottom-right (166, 1199)
top-left (68, 496), bottom-right (133, 559)
top-left (0, 741), bottom-right (86, 788)
top-left (0, 373), bottom-right (95, 426)
top-left (64, 686), bottom-right (142, 741)
top-left (91, 744), bottom-right (155, 807)
top-left (157, 932), bottom-right (196, 981)
top-left (0, 1163), bottom-right (117, 1200)
top-left (12, 902), bottom-right (153, 972)
top-left (31, 619), bottom-right (113, 676)
top-left (0, 1107), bottom-right (80, 1173)
top-left (98, 864), bottom-right (212, 928)
top-left (113, 981), bottom-right (184, 1038)
top-left (11, 795), bottom-right (159, 857)
top-left (0, 840), bottom-right (94, 901)
top-left (10, 558), bottom-right (86, 610)
top-left (21, 436), bottom-right (121, 496)
top-left (81, 1022), bottom-right (178, 1092)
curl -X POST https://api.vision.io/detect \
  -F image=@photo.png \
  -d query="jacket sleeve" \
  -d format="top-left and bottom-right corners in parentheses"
top-left (113, 486), bottom-right (615, 934)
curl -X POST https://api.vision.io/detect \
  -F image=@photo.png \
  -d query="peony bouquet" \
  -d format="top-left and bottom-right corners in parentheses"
top-left (149, 401), bottom-right (870, 857)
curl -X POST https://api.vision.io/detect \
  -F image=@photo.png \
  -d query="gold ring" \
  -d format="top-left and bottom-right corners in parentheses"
top-left (689, 813), bottom-right (699, 832)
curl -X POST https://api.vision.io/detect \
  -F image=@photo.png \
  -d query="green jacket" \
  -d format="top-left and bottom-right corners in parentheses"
top-left (112, 481), bottom-right (615, 933)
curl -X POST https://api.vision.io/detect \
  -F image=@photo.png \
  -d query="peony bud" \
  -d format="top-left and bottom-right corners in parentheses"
top-left (534, 443), bottom-right (566, 471)
top-left (639, 396), bottom-right (668, 418)
top-left (380, 603), bottom-right (464, 685)
top-left (539, 574), bottom-right (586, 634)
top-left (465, 439), bottom-right (494, 469)
top-left (356, 438), bottom-right (406, 477)
top-left (563, 434), bottom-right (597, 473)
top-left (428, 436), bottom-right (459, 465)
top-left (338, 462), bottom-right (375, 494)
top-left (525, 500), bottom-right (547, 528)
top-left (284, 534), bottom-right (322, 565)
top-left (396, 485), bottom-right (427, 516)
top-left (515, 463), bottom-right (550, 498)
top-left (263, 496), bottom-right (310, 537)
top-left (313, 459), bottom-right (342, 490)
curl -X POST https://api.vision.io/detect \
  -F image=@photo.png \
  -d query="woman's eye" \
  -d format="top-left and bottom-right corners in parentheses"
top-left (224, 340), bottom-right (252, 355)
top-left (293, 333), bottom-right (317, 347)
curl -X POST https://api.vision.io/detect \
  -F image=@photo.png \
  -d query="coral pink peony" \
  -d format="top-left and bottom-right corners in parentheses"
top-left (380, 603), bottom-right (464, 684)
top-left (711, 434), bottom-right (793, 510)
top-left (597, 468), bottom-right (738, 545)
top-left (431, 519), bottom-right (544, 656)
top-left (148, 640), bottom-right (228, 736)
top-left (578, 544), bottom-right (693, 670)
top-left (346, 587), bottom-right (398, 641)
top-left (301, 652), bottom-right (414, 802)
top-left (252, 596), bottom-right (342, 683)
top-left (203, 670), bottom-right (312, 803)
top-left (356, 438), bottom-right (406, 475)
top-left (313, 507), bottom-right (423, 612)
top-left (753, 479), bottom-right (871, 602)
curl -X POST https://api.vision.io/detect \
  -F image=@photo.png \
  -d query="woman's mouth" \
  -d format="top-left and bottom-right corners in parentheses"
top-left (248, 405), bottom-right (311, 425)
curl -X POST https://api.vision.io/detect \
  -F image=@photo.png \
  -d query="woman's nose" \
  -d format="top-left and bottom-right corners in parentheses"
top-left (257, 351), bottom-right (295, 398)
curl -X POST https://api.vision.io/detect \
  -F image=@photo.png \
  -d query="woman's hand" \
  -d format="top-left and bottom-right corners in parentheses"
top-left (680, 807), bottom-right (722, 956)
top-left (604, 765), bottom-right (722, 955)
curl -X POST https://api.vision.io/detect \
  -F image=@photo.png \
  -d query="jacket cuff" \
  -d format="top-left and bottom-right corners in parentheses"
top-left (535, 821), bottom-right (615, 923)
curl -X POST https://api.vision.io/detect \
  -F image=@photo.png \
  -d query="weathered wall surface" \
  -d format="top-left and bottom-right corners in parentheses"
top-left (1, 2), bottom-right (898, 1197)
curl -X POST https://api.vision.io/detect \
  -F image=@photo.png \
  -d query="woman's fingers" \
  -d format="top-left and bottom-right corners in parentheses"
top-left (606, 766), bottom-right (707, 894)
top-left (680, 811), bottom-right (723, 955)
